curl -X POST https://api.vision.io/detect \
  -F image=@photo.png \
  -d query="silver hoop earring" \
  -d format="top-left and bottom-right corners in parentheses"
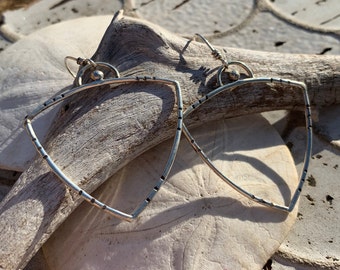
top-left (24, 57), bottom-right (183, 221)
top-left (184, 34), bottom-right (312, 212)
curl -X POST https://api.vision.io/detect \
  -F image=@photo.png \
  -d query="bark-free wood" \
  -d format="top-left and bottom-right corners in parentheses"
top-left (0, 11), bottom-right (339, 269)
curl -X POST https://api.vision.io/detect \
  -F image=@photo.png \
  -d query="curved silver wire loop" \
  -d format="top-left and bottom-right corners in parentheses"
top-left (75, 61), bottom-right (120, 86)
top-left (64, 56), bottom-right (120, 85)
top-left (64, 56), bottom-right (79, 78)
top-left (64, 56), bottom-right (96, 78)
top-left (193, 33), bottom-right (228, 67)
top-left (24, 74), bottom-right (183, 221)
top-left (192, 33), bottom-right (254, 85)
top-left (217, 61), bottom-right (254, 86)
top-left (182, 77), bottom-right (312, 212)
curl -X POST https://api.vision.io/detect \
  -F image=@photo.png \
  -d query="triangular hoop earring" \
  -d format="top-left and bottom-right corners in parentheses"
top-left (183, 34), bottom-right (312, 212)
top-left (24, 57), bottom-right (183, 221)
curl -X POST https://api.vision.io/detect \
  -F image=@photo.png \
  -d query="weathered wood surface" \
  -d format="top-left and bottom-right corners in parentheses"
top-left (0, 12), bottom-right (339, 269)
top-left (0, 15), bottom-right (114, 171)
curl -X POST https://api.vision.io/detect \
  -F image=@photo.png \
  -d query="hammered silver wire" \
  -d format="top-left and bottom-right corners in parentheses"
top-left (184, 34), bottom-right (312, 212)
top-left (24, 60), bottom-right (183, 221)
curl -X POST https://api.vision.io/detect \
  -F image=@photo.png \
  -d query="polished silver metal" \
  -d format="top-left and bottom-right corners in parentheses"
top-left (75, 61), bottom-right (120, 86)
top-left (193, 33), bottom-right (254, 84)
top-left (186, 34), bottom-right (312, 212)
top-left (193, 33), bottom-right (228, 67)
top-left (182, 77), bottom-right (312, 212)
top-left (217, 61), bottom-right (254, 84)
top-left (64, 56), bottom-right (120, 85)
top-left (64, 56), bottom-right (80, 78)
top-left (91, 70), bottom-right (105, 81)
top-left (24, 59), bottom-right (183, 221)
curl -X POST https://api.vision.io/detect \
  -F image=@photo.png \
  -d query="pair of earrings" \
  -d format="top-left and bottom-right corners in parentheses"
top-left (24, 34), bottom-right (312, 221)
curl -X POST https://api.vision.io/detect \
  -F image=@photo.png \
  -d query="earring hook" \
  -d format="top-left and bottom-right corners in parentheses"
top-left (192, 33), bottom-right (254, 85)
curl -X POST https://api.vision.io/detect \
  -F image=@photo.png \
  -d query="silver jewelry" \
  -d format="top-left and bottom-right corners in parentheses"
top-left (184, 34), bottom-right (312, 212)
top-left (192, 33), bottom-right (254, 84)
top-left (24, 57), bottom-right (183, 221)
top-left (64, 56), bottom-right (120, 86)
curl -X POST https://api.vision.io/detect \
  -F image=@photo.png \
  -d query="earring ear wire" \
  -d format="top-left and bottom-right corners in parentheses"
top-left (192, 33), bottom-right (254, 84)
top-left (64, 56), bottom-right (84, 78)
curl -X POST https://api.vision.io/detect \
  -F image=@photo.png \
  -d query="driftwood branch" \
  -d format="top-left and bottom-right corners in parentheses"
top-left (0, 12), bottom-right (339, 269)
